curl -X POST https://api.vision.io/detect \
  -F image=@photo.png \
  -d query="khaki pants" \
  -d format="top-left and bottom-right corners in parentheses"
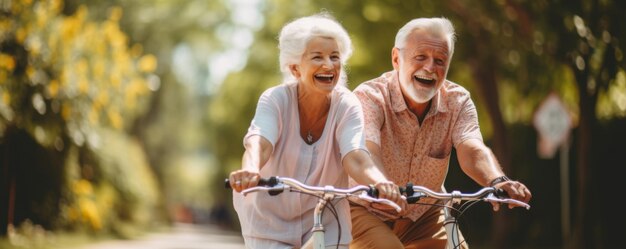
top-left (349, 204), bottom-right (468, 249)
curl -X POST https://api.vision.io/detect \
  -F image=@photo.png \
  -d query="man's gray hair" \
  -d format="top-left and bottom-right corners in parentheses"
top-left (394, 17), bottom-right (456, 58)
top-left (278, 12), bottom-right (353, 86)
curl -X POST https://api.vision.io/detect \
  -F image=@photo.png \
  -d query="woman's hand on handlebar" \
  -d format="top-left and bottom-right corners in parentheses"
top-left (229, 170), bottom-right (261, 193)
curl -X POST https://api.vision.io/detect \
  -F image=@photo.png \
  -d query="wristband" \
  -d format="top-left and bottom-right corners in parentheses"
top-left (489, 175), bottom-right (511, 187)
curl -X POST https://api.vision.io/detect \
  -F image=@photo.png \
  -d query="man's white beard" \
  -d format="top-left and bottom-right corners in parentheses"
top-left (411, 84), bottom-right (437, 104)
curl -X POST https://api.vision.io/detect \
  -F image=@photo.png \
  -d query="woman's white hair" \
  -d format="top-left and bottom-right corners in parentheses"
top-left (394, 17), bottom-right (456, 59)
top-left (278, 12), bottom-right (353, 86)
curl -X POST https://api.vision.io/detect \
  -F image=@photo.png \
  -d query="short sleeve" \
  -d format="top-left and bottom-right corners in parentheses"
top-left (244, 87), bottom-right (284, 147)
top-left (452, 97), bottom-right (483, 147)
top-left (353, 86), bottom-right (384, 146)
top-left (335, 92), bottom-right (368, 159)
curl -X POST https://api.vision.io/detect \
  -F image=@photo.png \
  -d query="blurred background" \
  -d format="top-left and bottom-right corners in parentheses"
top-left (1, 0), bottom-right (625, 248)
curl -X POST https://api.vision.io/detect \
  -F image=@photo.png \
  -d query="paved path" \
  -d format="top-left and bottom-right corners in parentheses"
top-left (73, 223), bottom-right (245, 249)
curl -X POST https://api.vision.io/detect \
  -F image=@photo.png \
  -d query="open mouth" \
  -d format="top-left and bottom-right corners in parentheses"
top-left (414, 75), bottom-right (436, 86)
top-left (315, 74), bottom-right (335, 84)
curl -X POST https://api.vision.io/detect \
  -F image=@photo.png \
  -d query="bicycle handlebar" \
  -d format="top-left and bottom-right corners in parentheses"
top-left (225, 176), bottom-right (278, 189)
top-left (400, 183), bottom-right (530, 210)
top-left (225, 176), bottom-right (402, 212)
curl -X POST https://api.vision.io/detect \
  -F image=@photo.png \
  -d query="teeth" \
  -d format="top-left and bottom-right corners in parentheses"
top-left (316, 74), bottom-right (334, 77)
top-left (415, 75), bottom-right (436, 81)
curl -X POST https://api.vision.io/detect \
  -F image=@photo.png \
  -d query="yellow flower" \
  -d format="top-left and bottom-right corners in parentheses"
top-left (61, 103), bottom-right (71, 120)
top-left (67, 206), bottom-right (79, 222)
top-left (104, 21), bottom-right (126, 49)
top-left (48, 79), bottom-right (59, 97)
top-left (0, 54), bottom-right (15, 71)
top-left (110, 73), bottom-right (121, 88)
top-left (2, 92), bottom-right (10, 105)
top-left (73, 179), bottom-right (93, 195)
top-left (16, 27), bottom-right (27, 43)
top-left (76, 58), bottom-right (88, 75)
top-left (0, 20), bottom-right (11, 35)
top-left (108, 6), bottom-right (123, 22)
top-left (20, 0), bottom-right (33, 6)
top-left (75, 5), bottom-right (89, 23)
top-left (78, 198), bottom-right (102, 230)
top-left (50, 0), bottom-right (63, 13)
top-left (26, 66), bottom-right (35, 80)
top-left (61, 17), bottom-right (79, 41)
top-left (138, 54), bottom-right (157, 73)
top-left (124, 78), bottom-right (148, 108)
top-left (107, 109), bottom-right (123, 129)
top-left (95, 91), bottom-right (109, 108)
top-left (35, 2), bottom-right (49, 29)
top-left (78, 78), bottom-right (89, 94)
top-left (88, 107), bottom-right (99, 124)
top-left (93, 60), bottom-right (105, 78)
top-left (130, 44), bottom-right (143, 58)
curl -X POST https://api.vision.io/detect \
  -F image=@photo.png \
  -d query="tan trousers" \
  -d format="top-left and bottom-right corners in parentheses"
top-left (349, 204), bottom-right (468, 249)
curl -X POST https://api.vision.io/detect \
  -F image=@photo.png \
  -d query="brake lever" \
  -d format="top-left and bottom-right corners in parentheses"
top-left (241, 185), bottom-right (288, 196)
top-left (484, 193), bottom-right (531, 210)
top-left (358, 192), bottom-right (402, 212)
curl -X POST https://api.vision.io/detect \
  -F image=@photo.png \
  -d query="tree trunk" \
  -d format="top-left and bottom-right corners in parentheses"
top-left (446, 2), bottom-right (515, 247)
top-left (571, 66), bottom-right (595, 249)
top-left (468, 56), bottom-right (513, 248)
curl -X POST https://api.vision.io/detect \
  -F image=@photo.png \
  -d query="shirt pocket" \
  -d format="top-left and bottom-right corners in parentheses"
top-left (417, 155), bottom-right (450, 190)
top-left (428, 146), bottom-right (451, 159)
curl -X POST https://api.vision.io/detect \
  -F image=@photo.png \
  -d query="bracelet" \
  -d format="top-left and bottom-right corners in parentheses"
top-left (489, 175), bottom-right (511, 187)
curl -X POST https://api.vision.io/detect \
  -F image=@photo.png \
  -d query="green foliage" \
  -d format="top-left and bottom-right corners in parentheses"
top-left (0, 0), bottom-right (163, 240)
top-left (0, 0), bottom-right (156, 146)
top-left (69, 0), bottom-right (240, 219)
top-left (84, 128), bottom-right (161, 235)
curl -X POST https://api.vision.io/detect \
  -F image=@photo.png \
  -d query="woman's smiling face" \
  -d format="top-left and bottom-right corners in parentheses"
top-left (290, 36), bottom-right (342, 93)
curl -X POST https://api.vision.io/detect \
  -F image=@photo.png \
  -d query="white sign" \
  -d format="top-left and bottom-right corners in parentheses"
top-left (533, 93), bottom-right (572, 158)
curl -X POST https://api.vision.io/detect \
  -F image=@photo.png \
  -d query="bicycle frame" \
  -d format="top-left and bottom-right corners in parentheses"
top-left (302, 192), bottom-right (333, 249)
top-left (442, 190), bottom-right (468, 249)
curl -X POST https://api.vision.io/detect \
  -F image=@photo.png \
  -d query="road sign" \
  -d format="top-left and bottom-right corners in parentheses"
top-left (533, 93), bottom-right (572, 158)
top-left (533, 93), bottom-right (574, 246)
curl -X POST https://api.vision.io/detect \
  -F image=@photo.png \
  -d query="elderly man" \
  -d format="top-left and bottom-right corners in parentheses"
top-left (349, 17), bottom-right (532, 249)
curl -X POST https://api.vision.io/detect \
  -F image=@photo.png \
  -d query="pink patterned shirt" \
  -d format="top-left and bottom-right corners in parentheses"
top-left (351, 71), bottom-right (483, 221)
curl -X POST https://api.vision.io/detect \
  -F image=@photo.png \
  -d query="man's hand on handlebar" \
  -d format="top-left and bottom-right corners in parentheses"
top-left (371, 181), bottom-right (408, 216)
top-left (490, 180), bottom-right (532, 211)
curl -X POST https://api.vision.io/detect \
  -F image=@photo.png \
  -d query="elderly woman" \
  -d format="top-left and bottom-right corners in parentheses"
top-left (228, 13), bottom-right (401, 249)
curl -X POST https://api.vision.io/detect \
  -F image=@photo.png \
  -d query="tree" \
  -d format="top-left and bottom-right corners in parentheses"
top-left (540, 1), bottom-right (626, 248)
top-left (0, 0), bottom-right (160, 235)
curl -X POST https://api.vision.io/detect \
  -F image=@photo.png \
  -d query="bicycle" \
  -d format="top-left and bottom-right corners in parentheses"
top-left (399, 183), bottom-right (531, 249)
top-left (225, 176), bottom-right (401, 249)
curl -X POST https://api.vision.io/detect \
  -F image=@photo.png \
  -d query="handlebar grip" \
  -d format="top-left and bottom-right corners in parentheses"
top-left (401, 183), bottom-right (424, 204)
top-left (367, 185), bottom-right (406, 198)
top-left (404, 183), bottom-right (414, 197)
top-left (224, 176), bottom-right (279, 189)
top-left (494, 188), bottom-right (509, 198)
top-left (367, 185), bottom-right (378, 198)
